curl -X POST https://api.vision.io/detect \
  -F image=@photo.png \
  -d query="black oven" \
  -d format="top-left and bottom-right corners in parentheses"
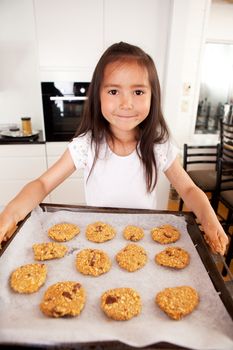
top-left (41, 82), bottom-right (90, 141)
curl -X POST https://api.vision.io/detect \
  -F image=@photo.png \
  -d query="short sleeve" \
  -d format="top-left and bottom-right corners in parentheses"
top-left (154, 139), bottom-right (179, 172)
top-left (68, 132), bottom-right (91, 169)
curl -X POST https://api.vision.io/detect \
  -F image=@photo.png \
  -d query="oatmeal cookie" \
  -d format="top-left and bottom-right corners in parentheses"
top-left (116, 243), bottom-right (147, 272)
top-left (155, 247), bottom-right (190, 269)
top-left (10, 263), bottom-right (47, 294)
top-left (40, 281), bottom-right (86, 318)
top-left (151, 224), bottom-right (180, 244)
top-left (33, 242), bottom-right (68, 261)
top-left (123, 225), bottom-right (144, 241)
top-left (101, 287), bottom-right (141, 320)
top-left (48, 222), bottom-right (80, 242)
top-left (155, 286), bottom-right (199, 320)
top-left (76, 248), bottom-right (111, 276)
top-left (86, 221), bottom-right (116, 243)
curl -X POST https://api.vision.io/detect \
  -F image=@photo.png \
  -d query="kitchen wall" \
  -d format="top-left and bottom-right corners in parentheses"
top-left (187, 0), bottom-right (233, 145)
top-left (207, 0), bottom-right (233, 42)
top-left (0, 0), bottom-right (172, 132)
top-left (36, 0), bottom-right (171, 92)
top-left (0, 0), bottom-right (212, 141)
top-left (0, 0), bottom-right (44, 131)
top-left (0, 0), bottom-right (216, 208)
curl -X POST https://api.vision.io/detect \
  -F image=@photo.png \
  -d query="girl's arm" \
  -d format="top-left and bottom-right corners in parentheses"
top-left (165, 157), bottom-right (228, 255)
top-left (0, 149), bottom-right (76, 244)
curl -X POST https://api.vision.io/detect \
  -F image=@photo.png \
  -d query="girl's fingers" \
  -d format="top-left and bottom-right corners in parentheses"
top-left (5, 226), bottom-right (18, 239)
top-left (0, 225), bottom-right (17, 244)
top-left (0, 229), bottom-right (6, 244)
top-left (204, 231), bottom-right (228, 255)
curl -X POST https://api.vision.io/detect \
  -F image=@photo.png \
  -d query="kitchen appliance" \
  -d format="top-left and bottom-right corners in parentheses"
top-left (41, 81), bottom-right (90, 141)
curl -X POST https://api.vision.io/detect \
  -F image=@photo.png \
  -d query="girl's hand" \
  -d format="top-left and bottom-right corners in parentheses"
top-left (0, 212), bottom-right (18, 245)
top-left (203, 222), bottom-right (228, 255)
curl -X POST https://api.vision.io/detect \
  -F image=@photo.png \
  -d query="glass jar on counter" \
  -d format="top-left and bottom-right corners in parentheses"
top-left (21, 117), bottom-right (32, 136)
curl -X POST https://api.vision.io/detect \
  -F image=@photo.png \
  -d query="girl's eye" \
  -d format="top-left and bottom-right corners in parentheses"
top-left (134, 90), bottom-right (144, 96)
top-left (108, 89), bottom-right (118, 95)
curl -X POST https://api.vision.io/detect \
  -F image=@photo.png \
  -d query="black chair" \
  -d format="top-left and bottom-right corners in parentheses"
top-left (214, 157), bottom-right (233, 275)
top-left (214, 120), bottom-right (233, 275)
top-left (179, 144), bottom-right (221, 210)
top-left (220, 120), bottom-right (233, 162)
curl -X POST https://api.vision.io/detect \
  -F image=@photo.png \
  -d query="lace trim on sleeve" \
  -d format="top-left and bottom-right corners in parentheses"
top-left (68, 132), bottom-right (91, 169)
top-left (154, 140), bottom-right (178, 172)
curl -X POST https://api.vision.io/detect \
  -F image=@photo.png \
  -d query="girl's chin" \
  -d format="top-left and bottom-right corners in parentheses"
top-left (111, 124), bottom-right (139, 133)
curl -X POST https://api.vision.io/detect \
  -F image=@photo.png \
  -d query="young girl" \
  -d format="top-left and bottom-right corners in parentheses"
top-left (0, 42), bottom-right (228, 255)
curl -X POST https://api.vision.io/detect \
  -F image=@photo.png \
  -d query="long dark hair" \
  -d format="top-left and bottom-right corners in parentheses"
top-left (74, 42), bottom-right (169, 192)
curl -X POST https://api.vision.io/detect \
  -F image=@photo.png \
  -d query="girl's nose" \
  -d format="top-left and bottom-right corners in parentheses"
top-left (119, 94), bottom-right (133, 110)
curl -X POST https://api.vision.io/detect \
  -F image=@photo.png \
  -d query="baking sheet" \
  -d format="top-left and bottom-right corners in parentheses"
top-left (0, 206), bottom-right (233, 349)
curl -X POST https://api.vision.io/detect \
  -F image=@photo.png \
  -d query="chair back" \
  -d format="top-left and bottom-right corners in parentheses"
top-left (183, 144), bottom-right (221, 171)
top-left (216, 158), bottom-right (233, 192)
top-left (220, 120), bottom-right (233, 162)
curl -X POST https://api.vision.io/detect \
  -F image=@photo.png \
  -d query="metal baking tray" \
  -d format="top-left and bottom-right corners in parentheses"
top-left (0, 203), bottom-right (233, 350)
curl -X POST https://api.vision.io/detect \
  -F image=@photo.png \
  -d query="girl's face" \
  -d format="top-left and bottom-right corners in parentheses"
top-left (100, 60), bottom-right (151, 137)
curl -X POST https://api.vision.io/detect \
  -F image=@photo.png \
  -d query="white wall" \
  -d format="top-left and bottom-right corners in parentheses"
top-left (37, 0), bottom-right (171, 86)
top-left (161, 0), bottom-right (233, 148)
top-left (0, 0), bottom-right (171, 134)
top-left (162, 0), bottom-right (212, 148)
top-left (184, 0), bottom-right (233, 146)
top-left (35, 0), bottom-right (104, 82)
top-left (0, 0), bottom-right (44, 131)
top-left (207, 0), bottom-right (233, 42)
top-left (0, 0), bottom-right (217, 208)
top-left (103, 0), bottom-right (171, 86)
top-left (1, 0), bottom-right (230, 145)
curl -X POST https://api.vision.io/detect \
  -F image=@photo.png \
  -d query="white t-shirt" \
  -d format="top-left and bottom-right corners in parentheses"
top-left (68, 132), bottom-right (178, 209)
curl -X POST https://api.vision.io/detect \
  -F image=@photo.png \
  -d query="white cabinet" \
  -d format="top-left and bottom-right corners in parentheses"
top-left (34, 0), bottom-right (104, 73)
top-left (0, 144), bottom-right (47, 205)
top-left (46, 142), bottom-right (86, 205)
top-left (34, 0), bottom-right (170, 83)
top-left (0, 0), bottom-right (45, 131)
top-left (0, 142), bottom-right (85, 207)
top-left (104, 0), bottom-right (171, 83)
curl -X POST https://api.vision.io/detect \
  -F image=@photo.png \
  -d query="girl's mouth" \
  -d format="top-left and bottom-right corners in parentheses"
top-left (115, 115), bottom-right (137, 119)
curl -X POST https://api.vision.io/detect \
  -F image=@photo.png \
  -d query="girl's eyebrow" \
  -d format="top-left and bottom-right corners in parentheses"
top-left (103, 84), bottom-right (149, 88)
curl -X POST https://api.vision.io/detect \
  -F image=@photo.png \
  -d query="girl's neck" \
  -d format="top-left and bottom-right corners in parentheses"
top-left (107, 127), bottom-right (139, 156)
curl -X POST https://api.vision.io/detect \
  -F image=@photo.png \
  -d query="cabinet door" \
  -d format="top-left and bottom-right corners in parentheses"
top-left (34, 0), bottom-right (104, 69)
top-left (48, 178), bottom-right (86, 205)
top-left (0, 145), bottom-right (48, 205)
top-left (104, 0), bottom-right (171, 83)
top-left (46, 142), bottom-right (85, 205)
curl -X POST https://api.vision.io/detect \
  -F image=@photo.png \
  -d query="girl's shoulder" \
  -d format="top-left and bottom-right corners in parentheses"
top-left (68, 131), bottom-right (92, 169)
top-left (154, 138), bottom-right (179, 172)
top-left (70, 131), bottom-right (92, 146)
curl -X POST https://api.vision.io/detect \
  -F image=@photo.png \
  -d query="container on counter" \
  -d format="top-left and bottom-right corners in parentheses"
top-left (21, 117), bottom-right (32, 136)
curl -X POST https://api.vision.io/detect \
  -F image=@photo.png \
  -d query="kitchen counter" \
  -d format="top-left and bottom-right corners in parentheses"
top-left (0, 130), bottom-right (45, 144)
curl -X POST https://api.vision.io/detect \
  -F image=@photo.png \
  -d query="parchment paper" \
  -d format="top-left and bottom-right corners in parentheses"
top-left (0, 206), bottom-right (233, 349)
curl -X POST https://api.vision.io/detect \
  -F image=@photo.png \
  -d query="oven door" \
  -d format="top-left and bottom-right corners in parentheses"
top-left (43, 96), bottom-right (87, 141)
